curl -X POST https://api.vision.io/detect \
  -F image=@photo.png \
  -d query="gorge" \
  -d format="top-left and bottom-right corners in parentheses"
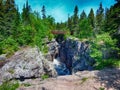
top-left (0, 37), bottom-right (95, 84)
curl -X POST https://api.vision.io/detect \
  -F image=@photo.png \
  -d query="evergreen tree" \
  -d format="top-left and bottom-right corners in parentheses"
top-left (88, 8), bottom-right (95, 28)
top-left (12, 7), bottom-right (21, 39)
top-left (3, 0), bottom-right (17, 36)
top-left (106, 0), bottom-right (120, 48)
top-left (80, 10), bottom-right (87, 21)
top-left (104, 8), bottom-right (110, 32)
top-left (96, 2), bottom-right (104, 34)
top-left (79, 18), bottom-right (93, 39)
top-left (0, 0), bottom-right (4, 36)
top-left (67, 15), bottom-right (73, 35)
top-left (73, 5), bottom-right (79, 35)
top-left (41, 5), bottom-right (46, 19)
top-left (22, 0), bottom-right (31, 25)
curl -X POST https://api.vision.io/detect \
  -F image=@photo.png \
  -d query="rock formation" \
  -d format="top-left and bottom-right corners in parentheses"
top-left (0, 47), bottom-right (57, 83)
top-left (46, 38), bottom-right (95, 75)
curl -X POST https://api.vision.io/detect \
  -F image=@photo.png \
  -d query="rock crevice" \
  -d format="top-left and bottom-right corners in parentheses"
top-left (46, 38), bottom-right (95, 75)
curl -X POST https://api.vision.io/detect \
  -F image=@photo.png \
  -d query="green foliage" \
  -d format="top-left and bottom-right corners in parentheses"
top-left (41, 74), bottom-right (49, 80)
top-left (21, 83), bottom-right (31, 87)
top-left (81, 77), bottom-right (88, 84)
top-left (96, 2), bottom-right (104, 34)
top-left (90, 33), bottom-right (117, 60)
top-left (90, 33), bottom-right (119, 69)
top-left (88, 8), bottom-right (95, 28)
top-left (16, 25), bottom-right (34, 46)
top-left (105, 1), bottom-right (120, 48)
top-left (99, 87), bottom-right (105, 90)
top-left (41, 5), bottom-right (46, 19)
top-left (80, 10), bottom-right (87, 21)
top-left (42, 45), bottom-right (49, 54)
top-left (95, 59), bottom-right (120, 70)
top-left (0, 37), bottom-right (19, 55)
top-left (0, 81), bottom-right (19, 90)
top-left (78, 19), bottom-right (93, 39)
top-left (22, 0), bottom-right (31, 25)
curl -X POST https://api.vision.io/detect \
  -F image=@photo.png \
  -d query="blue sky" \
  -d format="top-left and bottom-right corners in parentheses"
top-left (15, 0), bottom-right (116, 22)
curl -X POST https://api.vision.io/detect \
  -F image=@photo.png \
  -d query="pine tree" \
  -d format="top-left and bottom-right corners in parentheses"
top-left (41, 5), bottom-right (46, 19)
top-left (80, 10), bottom-right (87, 21)
top-left (73, 6), bottom-right (79, 25)
top-left (0, 0), bottom-right (4, 38)
top-left (67, 15), bottom-right (73, 35)
top-left (73, 5), bottom-right (79, 35)
top-left (106, 0), bottom-right (120, 48)
top-left (96, 2), bottom-right (104, 34)
top-left (88, 8), bottom-right (95, 28)
top-left (104, 8), bottom-right (110, 32)
top-left (22, 0), bottom-right (31, 25)
top-left (3, 0), bottom-right (17, 36)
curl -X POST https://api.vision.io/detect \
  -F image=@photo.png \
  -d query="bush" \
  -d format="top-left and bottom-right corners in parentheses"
top-left (90, 33), bottom-right (118, 69)
top-left (95, 59), bottom-right (120, 70)
top-left (90, 33), bottom-right (117, 60)
top-left (0, 37), bottom-right (19, 56)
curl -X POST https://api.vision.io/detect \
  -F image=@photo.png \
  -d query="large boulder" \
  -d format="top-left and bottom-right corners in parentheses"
top-left (0, 47), bottom-right (57, 83)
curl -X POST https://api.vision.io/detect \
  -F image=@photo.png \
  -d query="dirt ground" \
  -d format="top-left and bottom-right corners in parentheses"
top-left (17, 68), bottom-right (120, 90)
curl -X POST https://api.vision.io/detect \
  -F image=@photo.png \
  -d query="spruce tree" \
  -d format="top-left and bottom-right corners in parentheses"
top-left (67, 15), bottom-right (73, 35)
top-left (104, 8), bottom-right (110, 32)
top-left (0, 0), bottom-right (4, 39)
top-left (80, 10), bottom-right (87, 21)
top-left (3, 0), bottom-right (17, 37)
top-left (106, 0), bottom-right (120, 48)
top-left (88, 8), bottom-right (95, 28)
top-left (73, 5), bottom-right (79, 35)
top-left (96, 2), bottom-right (104, 34)
top-left (41, 5), bottom-right (46, 19)
top-left (22, 0), bottom-right (31, 25)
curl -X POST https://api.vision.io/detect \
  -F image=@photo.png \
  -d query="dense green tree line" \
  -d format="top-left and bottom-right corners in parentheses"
top-left (0, 0), bottom-right (55, 55)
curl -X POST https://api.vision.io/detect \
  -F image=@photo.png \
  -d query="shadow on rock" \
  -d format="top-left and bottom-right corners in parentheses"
top-left (96, 68), bottom-right (120, 90)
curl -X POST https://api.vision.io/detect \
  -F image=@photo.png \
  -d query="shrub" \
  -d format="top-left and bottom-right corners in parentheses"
top-left (95, 59), bottom-right (120, 70)
top-left (90, 33), bottom-right (118, 69)
top-left (0, 37), bottom-right (19, 56)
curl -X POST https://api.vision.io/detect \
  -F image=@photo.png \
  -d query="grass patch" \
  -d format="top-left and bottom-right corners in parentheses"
top-left (0, 81), bottom-right (19, 90)
top-left (21, 83), bottom-right (31, 87)
top-left (80, 77), bottom-right (88, 84)
top-left (99, 87), bottom-right (105, 90)
top-left (41, 74), bottom-right (49, 80)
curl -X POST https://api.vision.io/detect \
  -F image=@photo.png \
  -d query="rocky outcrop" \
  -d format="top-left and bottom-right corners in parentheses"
top-left (45, 39), bottom-right (59, 61)
top-left (17, 68), bottom-right (120, 90)
top-left (0, 47), bottom-right (57, 83)
top-left (46, 38), bottom-right (95, 75)
top-left (59, 38), bottom-right (95, 74)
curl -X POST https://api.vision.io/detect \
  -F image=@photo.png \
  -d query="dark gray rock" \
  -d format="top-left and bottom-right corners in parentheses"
top-left (58, 38), bottom-right (95, 73)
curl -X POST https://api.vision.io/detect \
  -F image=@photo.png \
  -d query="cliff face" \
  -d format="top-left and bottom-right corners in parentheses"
top-left (46, 38), bottom-right (95, 75)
